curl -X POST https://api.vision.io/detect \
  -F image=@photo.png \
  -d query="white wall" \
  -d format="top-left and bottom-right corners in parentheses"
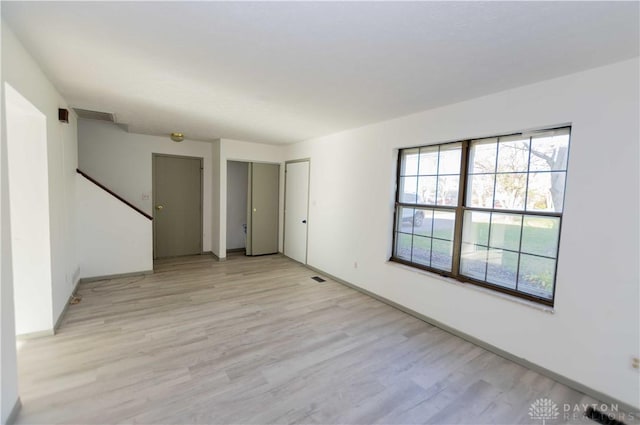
top-left (1, 41), bottom-right (20, 425)
top-left (226, 161), bottom-right (248, 251)
top-left (211, 140), bottom-right (221, 256)
top-left (2, 20), bottom-right (80, 421)
top-left (77, 175), bottom-right (153, 278)
top-left (78, 119), bottom-right (213, 253)
top-left (214, 138), bottom-right (285, 258)
top-left (286, 58), bottom-right (640, 409)
top-left (53, 84), bottom-right (79, 323)
top-left (5, 83), bottom-right (52, 336)
top-left (2, 23), bottom-right (79, 329)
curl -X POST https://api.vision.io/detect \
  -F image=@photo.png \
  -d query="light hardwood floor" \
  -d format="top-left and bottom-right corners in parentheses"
top-left (14, 254), bottom-right (614, 424)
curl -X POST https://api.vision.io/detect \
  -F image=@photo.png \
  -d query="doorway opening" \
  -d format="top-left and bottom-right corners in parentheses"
top-left (226, 161), bottom-right (249, 254)
top-left (4, 82), bottom-right (53, 336)
top-left (225, 160), bottom-right (280, 257)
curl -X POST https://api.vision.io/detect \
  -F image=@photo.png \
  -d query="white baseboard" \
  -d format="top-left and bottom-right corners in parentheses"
top-left (15, 329), bottom-right (54, 340)
top-left (79, 270), bottom-right (153, 283)
top-left (305, 264), bottom-right (640, 415)
top-left (53, 276), bottom-right (82, 333)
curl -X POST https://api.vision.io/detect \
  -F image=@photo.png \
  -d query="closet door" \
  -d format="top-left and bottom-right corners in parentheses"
top-left (284, 160), bottom-right (309, 264)
top-left (247, 163), bottom-right (279, 255)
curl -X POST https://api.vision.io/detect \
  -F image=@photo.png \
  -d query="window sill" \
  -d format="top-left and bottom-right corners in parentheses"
top-left (385, 260), bottom-right (556, 314)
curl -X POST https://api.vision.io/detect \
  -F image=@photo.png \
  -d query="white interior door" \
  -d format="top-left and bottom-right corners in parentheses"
top-left (284, 160), bottom-right (310, 264)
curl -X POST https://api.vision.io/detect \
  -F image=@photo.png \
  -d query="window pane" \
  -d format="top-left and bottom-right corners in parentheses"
top-left (486, 249), bottom-right (518, 289)
top-left (397, 206), bottom-right (415, 232)
top-left (395, 232), bottom-right (412, 261)
top-left (494, 173), bottom-right (526, 210)
top-left (433, 210), bottom-right (455, 241)
top-left (436, 176), bottom-right (459, 206)
top-left (520, 216), bottom-right (560, 258)
top-left (438, 144), bottom-right (462, 175)
top-left (401, 149), bottom-right (419, 176)
top-left (469, 139), bottom-right (497, 174)
top-left (462, 210), bottom-right (490, 246)
top-left (418, 146), bottom-right (438, 175)
top-left (529, 132), bottom-right (570, 172)
top-left (399, 176), bottom-right (417, 203)
top-left (412, 236), bottom-right (432, 267)
top-left (466, 174), bottom-right (495, 208)
top-left (497, 136), bottom-right (530, 173)
top-left (413, 209), bottom-right (433, 237)
top-left (460, 243), bottom-right (487, 280)
top-left (518, 254), bottom-right (556, 299)
top-left (489, 213), bottom-right (522, 251)
top-left (417, 176), bottom-right (437, 204)
top-left (394, 127), bottom-right (568, 305)
top-left (431, 239), bottom-right (452, 271)
top-left (526, 172), bottom-right (566, 213)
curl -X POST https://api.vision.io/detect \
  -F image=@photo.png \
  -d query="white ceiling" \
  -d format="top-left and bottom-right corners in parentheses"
top-left (2, 1), bottom-right (639, 145)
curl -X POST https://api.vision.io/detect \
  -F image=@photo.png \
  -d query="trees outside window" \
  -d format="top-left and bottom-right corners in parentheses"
top-left (393, 127), bottom-right (570, 306)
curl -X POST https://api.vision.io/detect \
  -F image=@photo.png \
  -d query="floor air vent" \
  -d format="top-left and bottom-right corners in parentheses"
top-left (311, 276), bottom-right (326, 283)
top-left (585, 407), bottom-right (626, 425)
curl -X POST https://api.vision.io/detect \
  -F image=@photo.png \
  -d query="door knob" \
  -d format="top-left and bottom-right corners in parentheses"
top-left (156, 205), bottom-right (164, 211)
top-left (302, 220), bottom-right (307, 224)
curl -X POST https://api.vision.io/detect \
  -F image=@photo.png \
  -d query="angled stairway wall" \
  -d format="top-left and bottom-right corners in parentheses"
top-left (76, 173), bottom-right (153, 279)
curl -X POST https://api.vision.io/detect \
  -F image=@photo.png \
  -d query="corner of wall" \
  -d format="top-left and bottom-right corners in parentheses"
top-left (211, 139), bottom-right (222, 257)
top-left (0, 52), bottom-right (21, 424)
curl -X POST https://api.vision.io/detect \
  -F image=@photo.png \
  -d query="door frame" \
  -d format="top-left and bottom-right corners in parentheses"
top-left (225, 160), bottom-right (249, 254)
top-left (283, 158), bottom-right (311, 264)
top-left (152, 153), bottom-right (204, 259)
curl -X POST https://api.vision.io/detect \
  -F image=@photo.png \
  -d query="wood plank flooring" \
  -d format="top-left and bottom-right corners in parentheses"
top-left (14, 254), bottom-right (616, 424)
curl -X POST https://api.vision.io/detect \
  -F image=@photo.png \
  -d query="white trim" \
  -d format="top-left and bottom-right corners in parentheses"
top-left (306, 263), bottom-right (639, 415)
top-left (79, 270), bottom-right (153, 283)
top-left (53, 276), bottom-right (83, 333)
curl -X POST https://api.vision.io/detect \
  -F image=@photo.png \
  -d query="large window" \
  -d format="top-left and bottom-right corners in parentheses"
top-left (392, 127), bottom-right (570, 306)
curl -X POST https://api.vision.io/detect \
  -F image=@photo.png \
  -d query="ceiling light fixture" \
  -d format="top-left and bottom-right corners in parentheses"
top-left (170, 132), bottom-right (184, 142)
